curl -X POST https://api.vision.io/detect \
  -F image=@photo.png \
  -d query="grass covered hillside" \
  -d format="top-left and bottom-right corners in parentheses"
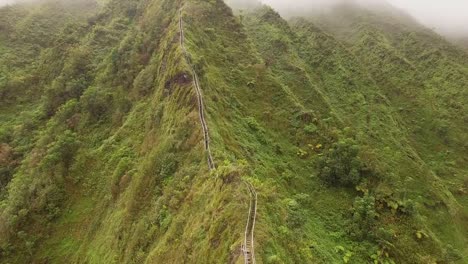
top-left (239, 4), bottom-right (467, 263)
top-left (1, 0), bottom-right (467, 263)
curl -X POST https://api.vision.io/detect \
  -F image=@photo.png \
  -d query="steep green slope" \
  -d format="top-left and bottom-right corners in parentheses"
top-left (1, 0), bottom-right (467, 263)
top-left (240, 4), bottom-right (467, 263)
top-left (169, 1), bottom-right (468, 263)
top-left (310, 0), bottom-right (468, 216)
top-left (0, 0), bottom-right (99, 196)
top-left (1, 0), bottom-right (250, 263)
top-left (332, 9), bottom-right (468, 261)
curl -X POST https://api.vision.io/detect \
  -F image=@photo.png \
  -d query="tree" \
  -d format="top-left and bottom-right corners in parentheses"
top-left (349, 194), bottom-right (378, 240)
top-left (80, 86), bottom-right (113, 120)
top-left (317, 138), bottom-right (363, 187)
top-left (42, 130), bottom-right (80, 168)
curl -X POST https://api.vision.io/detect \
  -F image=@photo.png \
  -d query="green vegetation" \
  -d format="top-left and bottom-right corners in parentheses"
top-left (317, 138), bottom-right (364, 187)
top-left (0, 0), bottom-right (466, 263)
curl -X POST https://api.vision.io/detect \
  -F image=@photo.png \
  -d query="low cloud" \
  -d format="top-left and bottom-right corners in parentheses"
top-left (388, 0), bottom-right (468, 37)
top-left (0, 0), bottom-right (15, 5)
top-left (0, 0), bottom-right (40, 6)
top-left (259, 0), bottom-right (468, 37)
top-left (3, 0), bottom-right (468, 38)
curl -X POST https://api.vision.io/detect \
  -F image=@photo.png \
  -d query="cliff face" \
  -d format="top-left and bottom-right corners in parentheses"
top-left (0, 0), bottom-right (467, 263)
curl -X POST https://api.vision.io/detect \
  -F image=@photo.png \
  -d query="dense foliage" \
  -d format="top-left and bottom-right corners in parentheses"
top-left (0, 0), bottom-right (466, 263)
top-left (317, 138), bottom-right (363, 187)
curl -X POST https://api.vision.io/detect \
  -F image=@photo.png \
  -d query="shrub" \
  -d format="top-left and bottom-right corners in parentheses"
top-left (216, 160), bottom-right (244, 184)
top-left (443, 244), bottom-right (462, 262)
top-left (111, 157), bottom-right (134, 199)
top-left (432, 118), bottom-right (450, 141)
top-left (371, 248), bottom-right (396, 264)
top-left (267, 255), bottom-right (282, 264)
top-left (133, 66), bottom-right (155, 97)
top-left (0, 127), bottom-right (13, 143)
top-left (80, 86), bottom-right (113, 120)
top-left (304, 124), bottom-right (318, 134)
top-left (316, 138), bottom-right (363, 187)
top-left (385, 198), bottom-right (416, 216)
top-left (348, 194), bottom-right (378, 240)
top-left (284, 198), bottom-right (304, 228)
top-left (335, 246), bottom-right (353, 263)
top-left (245, 116), bottom-right (262, 132)
top-left (41, 130), bottom-right (80, 168)
top-left (158, 153), bottom-right (177, 179)
top-left (158, 206), bottom-right (172, 231)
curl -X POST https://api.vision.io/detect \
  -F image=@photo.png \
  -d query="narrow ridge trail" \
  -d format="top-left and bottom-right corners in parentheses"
top-left (243, 182), bottom-right (258, 264)
top-left (179, 9), bottom-right (215, 170)
top-left (178, 8), bottom-right (258, 264)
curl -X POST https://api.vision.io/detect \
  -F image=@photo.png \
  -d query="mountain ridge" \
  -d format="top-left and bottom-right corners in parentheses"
top-left (0, 0), bottom-right (466, 263)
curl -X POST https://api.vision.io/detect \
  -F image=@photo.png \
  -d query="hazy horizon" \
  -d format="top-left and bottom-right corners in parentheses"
top-left (1, 0), bottom-right (467, 38)
top-left (260, 0), bottom-right (468, 37)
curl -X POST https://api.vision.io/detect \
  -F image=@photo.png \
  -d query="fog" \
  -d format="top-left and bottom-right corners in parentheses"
top-left (0, 0), bottom-right (15, 4)
top-left (388, 0), bottom-right (468, 36)
top-left (2, 0), bottom-right (467, 37)
top-left (260, 0), bottom-right (468, 37)
top-left (0, 0), bottom-right (39, 5)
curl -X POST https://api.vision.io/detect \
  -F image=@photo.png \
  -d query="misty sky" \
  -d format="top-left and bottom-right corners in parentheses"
top-left (261, 0), bottom-right (468, 36)
top-left (390, 0), bottom-right (468, 35)
top-left (1, 0), bottom-right (467, 37)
